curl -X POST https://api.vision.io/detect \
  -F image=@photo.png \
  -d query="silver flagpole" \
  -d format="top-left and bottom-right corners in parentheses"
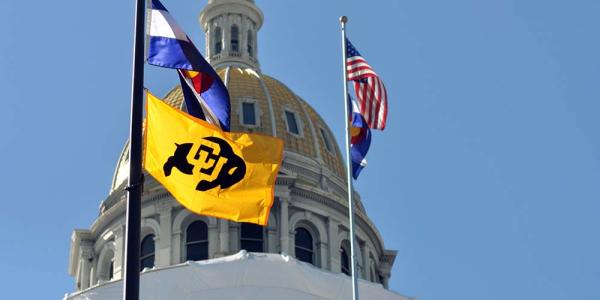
top-left (340, 16), bottom-right (360, 300)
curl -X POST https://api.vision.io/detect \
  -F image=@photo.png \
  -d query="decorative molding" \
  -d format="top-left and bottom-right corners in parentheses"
top-left (223, 66), bottom-right (231, 87)
top-left (256, 73), bottom-right (277, 137)
top-left (156, 198), bottom-right (172, 214)
top-left (290, 185), bottom-right (385, 256)
top-left (295, 95), bottom-right (323, 163)
top-left (141, 218), bottom-right (161, 237)
top-left (80, 241), bottom-right (95, 260)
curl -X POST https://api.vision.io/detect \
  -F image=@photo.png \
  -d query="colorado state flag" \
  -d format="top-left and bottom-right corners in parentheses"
top-left (349, 95), bottom-right (371, 179)
top-left (144, 92), bottom-right (283, 225)
top-left (146, 0), bottom-right (231, 131)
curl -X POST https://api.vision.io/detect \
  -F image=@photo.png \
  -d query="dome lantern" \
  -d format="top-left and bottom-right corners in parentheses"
top-left (200, 0), bottom-right (263, 71)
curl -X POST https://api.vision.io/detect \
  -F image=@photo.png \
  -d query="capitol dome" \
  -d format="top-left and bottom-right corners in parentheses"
top-left (110, 66), bottom-right (347, 202)
top-left (66, 1), bottom-right (403, 299)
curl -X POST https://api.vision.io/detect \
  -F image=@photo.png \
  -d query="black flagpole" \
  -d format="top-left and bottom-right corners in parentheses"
top-left (123, 0), bottom-right (145, 299)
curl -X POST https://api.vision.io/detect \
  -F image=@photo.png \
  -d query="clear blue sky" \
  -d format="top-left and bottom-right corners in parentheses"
top-left (0, 0), bottom-right (599, 299)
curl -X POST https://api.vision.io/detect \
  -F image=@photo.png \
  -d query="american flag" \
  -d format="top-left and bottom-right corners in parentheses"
top-left (346, 38), bottom-right (388, 130)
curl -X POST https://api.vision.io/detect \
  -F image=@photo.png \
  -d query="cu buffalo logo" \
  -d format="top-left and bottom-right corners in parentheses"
top-left (162, 137), bottom-right (246, 191)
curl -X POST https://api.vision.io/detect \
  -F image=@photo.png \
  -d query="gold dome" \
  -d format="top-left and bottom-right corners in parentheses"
top-left (110, 66), bottom-right (346, 194)
top-left (164, 67), bottom-right (345, 178)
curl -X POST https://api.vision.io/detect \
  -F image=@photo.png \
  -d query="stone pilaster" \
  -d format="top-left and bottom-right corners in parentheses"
top-left (172, 229), bottom-right (182, 263)
top-left (379, 250), bottom-right (397, 289)
top-left (79, 242), bottom-right (94, 290)
top-left (359, 241), bottom-right (367, 279)
top-left (327, 217), bottom-right (339, 271)
top-left (156, 199), bottom-right (172, 266)
top-left (276, 189), bottom-right (291, 254)
top-left (75, 259), bottom-right (82, 290)
top-left (218, 219), bottom-right (230, 255)
top-left (208, 218), bottom-right (219, 258)
top-left (112, 226), bottom-right (125, 279)
top-left (89, 264), bottom-right (96, 288)
top-left (318, 241), bottom-right (328, 268)
top-left (267, 226), bottom-right (278, 253)
top-left (223, 15), bottom-right (230, 53)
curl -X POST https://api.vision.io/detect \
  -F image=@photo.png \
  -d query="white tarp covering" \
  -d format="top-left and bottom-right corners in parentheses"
top-left (65, 251), bottom-right (410, 300)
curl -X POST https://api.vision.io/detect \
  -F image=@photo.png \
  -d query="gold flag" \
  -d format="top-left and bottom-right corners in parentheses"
top-left (144, 92), bottom-right (283, 225)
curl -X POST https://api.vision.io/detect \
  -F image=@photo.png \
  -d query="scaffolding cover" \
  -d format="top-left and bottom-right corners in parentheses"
top-left (65, 251), bottom-right (410, 300)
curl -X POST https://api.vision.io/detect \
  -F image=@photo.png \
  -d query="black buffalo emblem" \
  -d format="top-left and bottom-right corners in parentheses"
top-left (163, 136), bottom-right (246, 191)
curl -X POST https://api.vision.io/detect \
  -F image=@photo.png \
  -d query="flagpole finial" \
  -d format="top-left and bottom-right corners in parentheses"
top-left (340, 16), bottom-right (348, 24)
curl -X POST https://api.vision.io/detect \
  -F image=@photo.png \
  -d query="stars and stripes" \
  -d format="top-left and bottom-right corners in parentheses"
top-left (346, 38), bottom-right (388, 131)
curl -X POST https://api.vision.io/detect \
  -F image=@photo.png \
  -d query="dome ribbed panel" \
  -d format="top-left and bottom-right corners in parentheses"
top-left (163, 86), bottom-right (184, 109)
top-left (300, 100), bottom-right (345, 178)
top-left (262, 76), bottom-right (317, 160)
top-left (112, 67), bottom-right (347, 193)
top-left (227, 68), bottom-right (273, 135)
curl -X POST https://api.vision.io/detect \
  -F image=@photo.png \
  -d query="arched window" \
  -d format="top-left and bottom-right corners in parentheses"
top-left (140, 234), bottom-right (155, 271)
top-left (186, 221), bottom-right (208, 261)
top-left (240, 223), bottom-right (263, 252)
top-left (214, 27), bottom-right (222, 54)
top-left (247, 30), bottom-right (253, 57)
top-left (231, 25), bottom-right (239, 52)
top-left (97, 246), bottom-right (115, 283)
top-left (340, 246), bottom-right (351, 275)
top-left (294, 227), bottom-right (314, 265)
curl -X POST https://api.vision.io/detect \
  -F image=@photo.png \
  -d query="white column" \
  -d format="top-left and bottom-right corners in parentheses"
top-left (267, 227), bottom-right (277, 253)
top-left (80, 260), bottom-right (90, 290)
top-left (113, 226), bottom-right (125, 279)
top-left (172, 230), bottom-right (182, 263)
top-left (327, 217), bottom-right (339, 271)
top-left (157, 200), bottom-right (172, 267)
top-left (223, 17), bottom-right (230, 53)
top-left (89, 265), bottom-right (96, 287)
top-left (359, 241), bottom-right (367, 279)
top-left (218, 219), bottom-right (229, 255)
top-left (79, 243), bottom-right (94, 290)
top-left (75, 259), bottom-right (82, 291)
top-left (230, 223), bottom-right (240, 251)
top-left (279, 196), bottom-right (290, 253)
top-left (208, 217), bottom-right (219, 258)
top-left (382, 273), bottom-right (390, 288)
top-left (206, 23), bottom-right (212, 58)
top-left (253, 23), bottom-right (258, 61)
top-left (378, 256), bottom-right (393, 289)
top-left (319, 241), bottom-right (328, 268)
top-left (240, 17), bottom-right (247, 57)
top-left (243, 16), bottom-right (252, 59)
